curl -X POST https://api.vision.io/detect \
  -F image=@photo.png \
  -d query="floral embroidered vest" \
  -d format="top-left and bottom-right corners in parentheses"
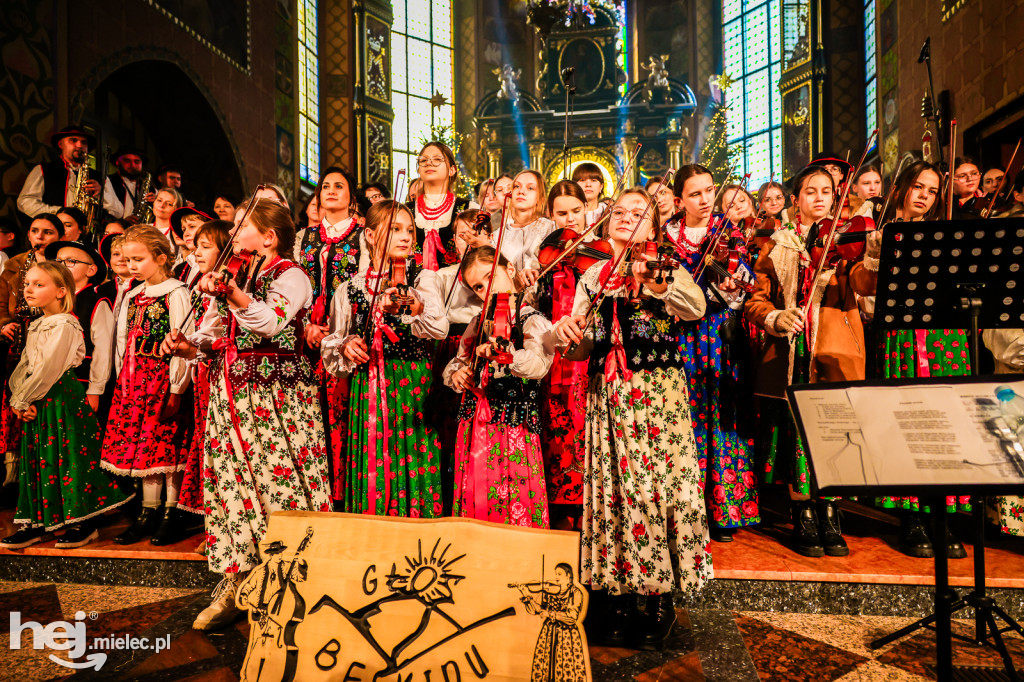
top-left (347, 262), bottom-right (432, 361)
top-left (127, 290), bottom-right (172, 358)
top-left (590, 295), bottom-right (686, 372)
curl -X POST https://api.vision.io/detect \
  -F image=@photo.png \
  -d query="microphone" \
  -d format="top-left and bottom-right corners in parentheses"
top-left (918, 37), bottom-right (930, 64)
top-left (561, 66), bottom-right (575, 80)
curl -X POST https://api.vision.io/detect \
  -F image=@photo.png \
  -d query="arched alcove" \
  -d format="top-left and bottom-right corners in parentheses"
top-left (78, 58), bottom-right (243, 210)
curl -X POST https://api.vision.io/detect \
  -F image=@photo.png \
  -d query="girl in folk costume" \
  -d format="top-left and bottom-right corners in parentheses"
top-left (535, 180), bottom-right (592, 525)
top-left (556, 188), bottom-right (710, 650)
top-left (163, 199), bottom-right (331, 630)
top-left (443, 246), bottom-right (555, 528)
top-left (428, 209), bottom-right (490, 510)
top-left (873, 161), bottom-right (970, 558)
top-left (512, 562), bottom-right (588, 682)
top-left (982, 328), bottom-right (1024, 538)
top-left (175, 221), bottom-right (231, 525)
top-left (952, 157), bottom-right (985, 210)
top-left (410, 141), bottom-right (471, 270)
top-left (573, 162), bottom-right (610, 226)
top-left (663, 166), bottom-right (759, 542)
top-left (757, 181), bottom-right (791, 226)
top-left (476, 175), bottom-right (513, 215)
top-left (102, 226), bottom-right (193, 546)
top-left (744, 165), bottom-right (881, 558)
top-left (1, 263), bottom-right (132, 549)
top-left (96, 233), bottom-right (135, 305)
top-left (321, 201), bottom-right (447, 517)
top-left (645, 176), bottom-right (677, 225)
top-left (295, 166), bottom-right (365, 503)
top-left (849, 164), bottom-right (883, 219)
top-left (151, 188), bottom-right (185, 253)
top-left (497, 170), bottom-right (555, 290)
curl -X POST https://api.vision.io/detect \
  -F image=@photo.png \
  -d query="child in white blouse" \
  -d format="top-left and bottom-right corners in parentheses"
top-left (2, 262), bottom-right (131, 549)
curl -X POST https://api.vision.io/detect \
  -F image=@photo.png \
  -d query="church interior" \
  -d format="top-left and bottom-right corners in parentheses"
top-left (1, 0), bottom-right (1024, 680)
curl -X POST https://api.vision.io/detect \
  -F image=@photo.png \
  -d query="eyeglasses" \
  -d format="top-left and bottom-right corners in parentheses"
top-left (55, 258), bottom-right (92, 268)
top-left (417, 156), bottom-right (447, 167)
top-left (610, 208), bottom-right (649, 222)
top-left (954, 171), bottom-right (980, 181)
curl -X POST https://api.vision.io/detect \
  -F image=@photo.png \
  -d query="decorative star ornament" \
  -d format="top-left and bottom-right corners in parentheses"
top-left (714, 73), bottom-right (735, 91)
top-left (430, 91), bottom-right (449, 110)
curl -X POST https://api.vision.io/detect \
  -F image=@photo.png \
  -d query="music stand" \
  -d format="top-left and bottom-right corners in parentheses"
top-left (795, 218), bottom-right (1024, 681)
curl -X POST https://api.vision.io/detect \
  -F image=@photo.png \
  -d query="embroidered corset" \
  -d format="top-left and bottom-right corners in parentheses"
top-left (590, 294), bottom-right (686, 372)
top-left (456, 310), bottom-right (543, 434)
top-left (217, 261), bottom-right (310, 385)
top-left (348, 276), bottom-right (431, 361)
top-left (127, 291), bottom-right (172, 358)
top-left (299, 226), bottom-right (362, 307)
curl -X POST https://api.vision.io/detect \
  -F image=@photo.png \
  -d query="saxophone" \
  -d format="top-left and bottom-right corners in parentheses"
top-left (72, 162), bottom-right (100, 235)
top-left (11, 250), bottom-right (40, 353)
top-left (133, 172), bottom-right (154, 224)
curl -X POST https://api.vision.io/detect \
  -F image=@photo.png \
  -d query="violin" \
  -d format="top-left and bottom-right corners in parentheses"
top-left (538, 228), bottom-right (613, 275)
top-left (808, 215), bottom-right (876, 269)
top-left (478, 292), bottom-right (514, 365)
top-left (213, 249), bottom-right (265, 297)
top-left (623, 240), bottom-right (678, 285)
top-left (383, 257), bottom-right (415, 315)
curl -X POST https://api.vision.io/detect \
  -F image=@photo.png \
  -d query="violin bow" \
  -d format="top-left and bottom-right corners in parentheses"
top-left (468, 195), bottom-right (512, 377)
top-left (691, 172), bottom-right (750, 282)
top-left (361, 169), bottom-right (407, 342)
top-left (979, 139), bottom-right (1022, 219)
top-left (565, 166), bottom-right (673, 355)
top-left (443, 181), bottom-right (500, 310)
top-left (803, 128), bottom-right (877, 322)
top-left (945, 119), bottom-right (957, 221)
top-left (877, 155), bottom-right (907, 226)
top-left (532, 143), bottom-right (644, 282)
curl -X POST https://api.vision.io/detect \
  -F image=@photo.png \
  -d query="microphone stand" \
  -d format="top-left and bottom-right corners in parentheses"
top-left (561, 67), bottom-right (577, 180)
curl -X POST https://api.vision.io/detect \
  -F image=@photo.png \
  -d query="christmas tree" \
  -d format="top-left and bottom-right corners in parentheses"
top-left (698, 73), bottom-right (743, 183)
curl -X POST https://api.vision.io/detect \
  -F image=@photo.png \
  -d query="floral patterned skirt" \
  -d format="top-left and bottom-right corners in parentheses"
top-left (988, 496), bottom-right (1024, 536)
top-left (178, 363), bottom-right (210, 515)
top-left (320, 361), bottom-right (350, 503)
top-left (452, 406), bottom-right (549, 528)
top-left (540, 354), bottom-right (588, 505)
top-left (875, 329), bottom-right (972, 513)
top-left (680, 313), bottom-right (759, 529)
top-left (582, 367), bottom-right (712, 596)
top-left (343, 357), bottom-right (443, 518)
top-left (202, 367), bottom-right (331, 574)
top-left (101, 356), bottom-right (186, 477)
top-left (15, 371), bottom-right (132, 530)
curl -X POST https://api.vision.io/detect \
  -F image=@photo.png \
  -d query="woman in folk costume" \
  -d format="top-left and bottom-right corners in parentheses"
top-left (295, 166), bottom-right (366, 504)
top-left (443, 245), bottom-right (554, 528)
top-left (872, 160), bottom-right (970, 558)
top-left (321, 200), bottom-right (447, 517)
top-left (409, 141), bottom-right (470, 271)
top-left (495, 170), bottom-right (555, 290)
top-left (163, 199), bottom-right (331, 631)
top-left (663, 166), bottom-right (760, 542)
top-left (744, 165), bottom-right (881, 559)
top-left (556, 188), bottom-right (710, 651)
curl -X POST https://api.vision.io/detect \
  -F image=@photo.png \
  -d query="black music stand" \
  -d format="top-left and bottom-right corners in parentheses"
top-left (798, 218), bottom-right (1024, 681)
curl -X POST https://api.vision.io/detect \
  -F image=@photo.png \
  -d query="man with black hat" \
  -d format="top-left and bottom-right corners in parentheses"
top-left (156, 164), bottom-right (194, 207)
top-left (17, 125), bottom-right (100, 218)
top-left (46, 240), bottom-right (113, 417)
top-left (103, 147), bottom-right (154, 221)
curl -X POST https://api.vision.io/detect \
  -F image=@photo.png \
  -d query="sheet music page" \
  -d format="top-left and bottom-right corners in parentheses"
top-left (845, 385), bottom-right (1009, 486)
top-left (789, 391), bottom-right (871, 489)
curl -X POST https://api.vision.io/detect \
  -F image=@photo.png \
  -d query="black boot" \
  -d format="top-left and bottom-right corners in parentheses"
top-left (114, 506), bottom-right (162, 545)
top-left (791, 500), bottom-right (824, 557)
top-left (597, 593), bottom-right (635, 647)
top-left (583, 588), bottom-right (605, 643)
top-left (817, 499), bottom-right (849, 557)
top-left (151, 506), bottom-right (187, 546)
top-left (709, 526), bottom-right (735, 543)
top-left (945, 529), bottom-right (968, 559)
top-left (898, 511), bottom-right (934, 558)
top-left (633, 593), bottom-right (677, 651)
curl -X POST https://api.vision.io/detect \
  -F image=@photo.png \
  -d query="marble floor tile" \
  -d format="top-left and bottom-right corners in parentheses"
top-left (734, 612), bottom-right (871, 681)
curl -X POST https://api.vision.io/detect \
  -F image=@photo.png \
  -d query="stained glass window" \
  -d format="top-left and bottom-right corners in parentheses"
top-left (864, 0), bottom-right (878, 146)
top-left (297, 0), bottom-right (320, 186)
top-left (391, 1), bottom-right (455, 186)
top-left (722, 0), bottom-right (782, 187)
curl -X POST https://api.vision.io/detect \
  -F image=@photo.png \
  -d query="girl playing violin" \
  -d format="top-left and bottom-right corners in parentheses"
top-left (556, 188), bottom-right (710, 650)
top-left (757, 181), bottom-right (790, 224)
top-left (572, 162), bottom-right (609, 226)
top-left (873, 160), bottom-right (970, 559)
top-left (664, 166), bottom-right (760, 543)
top-left (849, 164), bottom-right (883, 219)
top-left (321, 201), bottom-right (448, 518)
top-left (443, 245), bottom-right (554, 528)
top-left (644, 176), bottom-right (677, 225)
top-left (162, 199), bottom-right (332, 631)
top-left (410, 141), bottom-right (470, 270)
top-left (744, 165), bottom-right (881, 559)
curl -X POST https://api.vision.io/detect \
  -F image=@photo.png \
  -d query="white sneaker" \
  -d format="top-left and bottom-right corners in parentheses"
top-left (192, 575), bottom-right (244, 631)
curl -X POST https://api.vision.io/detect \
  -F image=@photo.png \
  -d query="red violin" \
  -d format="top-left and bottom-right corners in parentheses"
top-left (382, 257), bottom-right (415, 316)
top-left (538, 228), bottom-right (614, 275)
top-left (626, 240), bottom-right (678, 285)
top-left (809, 215), bottom-right (876, 269)
top-left (479, 292), bottom-right (514, 365)
top-left (214, 249), bottom-right (264, 297)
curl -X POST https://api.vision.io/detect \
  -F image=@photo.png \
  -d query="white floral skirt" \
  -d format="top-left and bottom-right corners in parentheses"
top-left (201, 374), bottom-right (331, 574)
top-left (582, 367), bottom-right (712, 596)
